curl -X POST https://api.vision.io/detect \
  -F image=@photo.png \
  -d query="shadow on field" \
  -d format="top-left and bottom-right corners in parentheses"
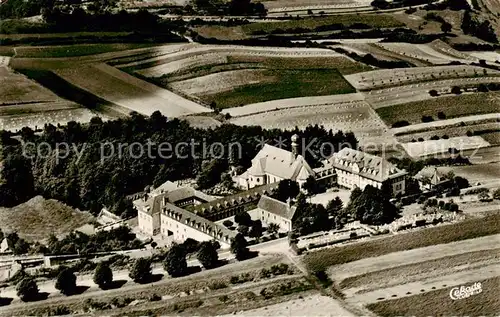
top-left (185, 266), bottom-right (202, 275)
top-left (102, 279), bottom-right (128, 290)
top-left (72, 285), bottom-right (90, 295)
top-left (0, 297), bottom-right (13, 306)
top-left (146, 273), bottom-right (164, 283)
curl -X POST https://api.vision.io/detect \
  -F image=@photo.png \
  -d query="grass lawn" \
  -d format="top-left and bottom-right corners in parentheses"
top-left (202, 68), bottom-right (355, 108)
top-left (376, 92), bottom-right (500, 126)
top-left (12, 43), bottom-right (156, 58)
top-left (366, 276), bottom-right (500, 317)
top-left (241, 14), bottom-right (404, 35)
top-left (303, 213), bottom-right (500, 273)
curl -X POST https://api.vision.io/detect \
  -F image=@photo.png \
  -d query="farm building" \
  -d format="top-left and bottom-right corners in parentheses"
top-left (249, 195), bottom-right (297, 232)
top-left (234, 134), bottom-right (316, 190)
top-left (326, 148), bottom-right (407, 196)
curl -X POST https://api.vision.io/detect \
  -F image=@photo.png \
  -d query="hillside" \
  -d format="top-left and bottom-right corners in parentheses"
top-left (0, 196), bottom-right (95, 241)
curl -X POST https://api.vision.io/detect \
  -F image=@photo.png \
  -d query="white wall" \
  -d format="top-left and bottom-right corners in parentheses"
top-left (248, 208), bottom-right (292, 232)
top-left (160, 214), bottom-right (230, 249)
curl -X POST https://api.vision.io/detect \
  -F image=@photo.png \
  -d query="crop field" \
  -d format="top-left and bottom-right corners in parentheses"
top-left (401, 136), bottom-right (490, 157)
top-left (374, 42), bottom-right (476, 65)
top-left (468, 51), bottom-right (500, 63)
top-left (0, 66), bottom-right (61, 105)
top-left (203, 69), bottom-right (355, 108)
top-left (10, 43), bottom-right (159, 58)
top-left (229, 99), bottom-right (396, 145)
top-left (303, 213), bottom-right (500, 272)
top-left (53, 63), bottom-right (210, 117)
top-left (365, 77), bottom-right (500, 108)
top-left (261, 0), bottom-right (366, 11)
top-left (367, 276), bottom-right (499, 316)
top-left (376, 91), bottom-right (500, 126)
top-left (240, 14), bottom-right (404, 35)
top-left (345, 65), bottom-right (498, 90)
top-left (169, 69), bottom-right (274, 95)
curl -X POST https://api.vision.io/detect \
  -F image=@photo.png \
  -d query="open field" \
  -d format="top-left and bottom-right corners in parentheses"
top-left (218, 293), bottom-right (355, 316)
top-left (376, 91), bottom-right (500, 126)
top-left (261, 0), bottom-right (368, 11)
top-left (391, 114), bottom-right (500, 136)
top-left (53, 63), bottom-right (210, 117)
top-left (170, 69), bottom-right (274, 95)
top-left (303, 213), bottom-right (500, 272)
top-left (0, 196), bottom-right (94, 241)
top-left (401, 136), bottom-right (491, 157)
top-left (440, 163), bottom-right (500, 186)
top-left (9, 43), bottom-right (159, 58)
top-left (374, 42), bottom-right (477, 65)
top-left (367, 276), bottom-right (500, 316)
top-left (0, 66), bottom-right (61, 105)
top-left (365, 77), bottom-right (500, 108)
top-left (229, 99), bottom-right (393, 145)
top-left (345, 65), bottom-right (499, 90)
top-left (202, 68), bottom-right (355, 108)
top-left (339, 248), bottom-right (500, 292)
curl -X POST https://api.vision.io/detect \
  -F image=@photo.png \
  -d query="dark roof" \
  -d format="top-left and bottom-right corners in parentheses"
top-left (257, 195), bottom-right (296, 220)
top-left (191, 182), bottom-right (279, 215)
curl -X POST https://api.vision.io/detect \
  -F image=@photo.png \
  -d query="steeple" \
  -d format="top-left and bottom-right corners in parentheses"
top-left (291, 134), bottom-right (299, 160)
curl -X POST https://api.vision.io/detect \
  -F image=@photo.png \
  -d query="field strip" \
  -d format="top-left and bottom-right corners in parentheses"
top-left (54, 64), bottom-right (210, 117)
top-left (344, 65), bottom-right (500, 90)
top-left (366, 77), bottom-right (500, 108)
top-left (123, 45), bottom-right (343, 74)
top-left (347, 264), bottom-right (500, 304)
top-left (329, 233), bottom-right (500, 281)
top-left (223, 93), bottom-right (365, 117)
top-left (391, 113), bottom-right (500, 135)
top-left (402, 136), bottom-right (491, 157)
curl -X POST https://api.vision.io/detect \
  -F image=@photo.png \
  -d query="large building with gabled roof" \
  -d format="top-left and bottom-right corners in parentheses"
top-left (327, 148), bottom-right (406, 196)
top-left (234, 135), bottom-right (315, 190)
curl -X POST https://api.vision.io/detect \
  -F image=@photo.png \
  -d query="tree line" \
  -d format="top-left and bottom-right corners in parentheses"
top-left (0, 112), bottom-right (357, 216)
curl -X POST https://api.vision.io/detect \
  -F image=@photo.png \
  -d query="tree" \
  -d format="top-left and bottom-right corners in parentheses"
top-left (326, 196), bottom-right (343, 217)
top-left (93, 262), bottom-right (113, 289)
top-left (441, 21), bottom-right (452, 33)
top-left (230, 233), bottom-right (249, 261)
top-left (249, 220), bottom-right (263, 238)
top-left (13, 239), bottom-right (30, 255)
top-left (197, 240), bottom-right (219, 269)
top-left (129, 258), bottom-right (152, 283)
top-left (55, 267), bottom-right (77, 295)
top-left (164, 244), bottom-right (188, 277)
top-left (429, 89), bottom-right (439, 97)
top-left (267, 223), bottom-right (280, 235)
top-left (16, 277), bottom-right (39, 302)
top-left (273, 180), bottom-right (300, 202)
top-left (437, 111), bottom-right (446, 120)
top-left (451, 86), bottom-right (462, 95)
top-left (345, 185), bottom-right (400, 225)
top-left (237, 224), bottom-right (249, 236)
top-left (234, 211), bottom-right (252, 226)
top-left (493, 188), bottom-right (500, 200)
top-left (303, 176), bottom-right (319, 195)
top-left (478, 191), bottom-right (491, 202)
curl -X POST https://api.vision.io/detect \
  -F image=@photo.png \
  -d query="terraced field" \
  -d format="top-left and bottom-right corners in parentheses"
top-left (374, 42), bottom-right (477, 65)
top-left (53, 63), bottom-right (210, 116)
top-left (0, 63), bottom-right (97, 131)
top-left (376, 91), bottom-right (500, 126)
top-left (229, 97), bottom-right (394, 145)
top-left (365, 77), bottom-right (500, 108)
top-left (345, 65), bottom-right (499, 90)
top-left (401, 136), bottom-right (491, 157)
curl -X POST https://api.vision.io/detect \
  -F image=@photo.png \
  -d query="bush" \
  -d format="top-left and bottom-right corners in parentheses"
top-left (451, 86), bottom-right (462, 94)
top-left (437, 111), bottom-right (446, 120)
top-left (129, 258), bottom-right (152, 283)
top-left (16, 276), bottom-right (39, 302)
top-left (223, 220), bottom-right (233, 227)
top-left (392, 120), bottom-right (410, 128)
top-left (93, 262), bottom-right (113, 289)
top-left (219, 295), bottom-right (229, 303)
top-left (55, 267), bottom-right (77, 295)
top-left (422, 115), bottom-right (434, 123)
top-left (209, 281), bottom-right (227, 290)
